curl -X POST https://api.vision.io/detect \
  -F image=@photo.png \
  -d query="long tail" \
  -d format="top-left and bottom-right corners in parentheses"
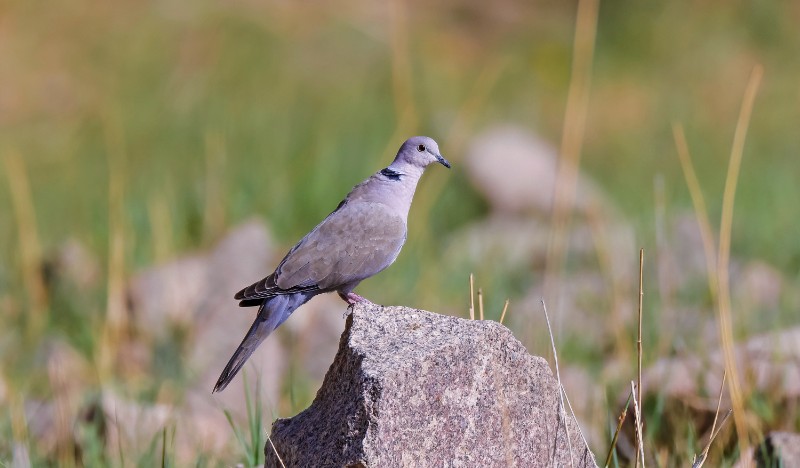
top-left (213, 292), bottom-right (314, 393)
top-left (213, 309), bottom-right (273, 393)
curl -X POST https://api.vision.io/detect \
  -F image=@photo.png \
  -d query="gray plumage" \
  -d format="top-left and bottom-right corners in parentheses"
top-left (213, 136), bottom-right (450, 392)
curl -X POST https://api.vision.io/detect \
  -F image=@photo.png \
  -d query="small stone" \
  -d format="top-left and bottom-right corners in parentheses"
top-left (464, 125), bottom-right (607, 216)
top-left (735, 432), bottom-right (800, 467)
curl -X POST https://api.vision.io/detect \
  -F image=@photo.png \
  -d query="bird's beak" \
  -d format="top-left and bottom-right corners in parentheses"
top-left (435, 153), bottom-right (451, 169)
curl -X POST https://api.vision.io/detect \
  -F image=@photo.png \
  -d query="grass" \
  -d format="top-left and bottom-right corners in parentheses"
top-left (1, 0), bottom-right (800, 465)
top-left (223, 373), bottom-right (265, 467)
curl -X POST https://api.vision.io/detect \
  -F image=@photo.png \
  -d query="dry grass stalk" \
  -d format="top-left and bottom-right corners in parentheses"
top-left (477, 288), bottom-right (484, 321)
top-left (267, 435), bottom-right (287, 468)
top-left (631, 380), bottom-right (645, 468)
top-left (672, 124), bottom-right (719, 300)
top-left (3, 151), bottom-right (48, 336)
top-left (635, 248), bottom-right (644, 468)
top-left (673, 65), bottom-right (763, 463)
top-left (585, 199), bottom-right (630, 360)
top-left (374, 0), bottom-right (419, 189)
top-left (707, 411), bottom-right (733, 465)
top-left (653, 175), bottom-right (677, 353)
top-left (499, 299), bottom-right (510, 325)
top-left (469, 273), bottom-right (475, 320)
top-left (99, 115), bottom-right (129, 380)
top-left (407, 58), bottom-right (505, 302)
top-left (562, 388), bottom-right (590, 460)
top-left (9, 393), bottom-right (30, 463)
top-left (717, 64), bottom-right (763, 459)
top-left (389, 0), bottom-right (416, 131)
top-left (48, 353), bottom-right (78, 468)
top-left (147, 193), bottom-right (174, 264)
top-left (203, 131), bottom-right (227, 240)
top-left (692, 371), bottom-right (729, 468)
top-left (544, 0), bottom-right (599, 298)
top-left (604, 390), bottom-right (632, 468)
top-left (541, 299), bottom-right (575, 468)
top-left (406, 57), bottom-right (506, 246)
top-left (413, 57), bottom-right (506, 186)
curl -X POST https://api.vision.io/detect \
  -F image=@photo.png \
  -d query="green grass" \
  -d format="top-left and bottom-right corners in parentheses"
top-left (1, 0), bottom-right (799, 465)
top-left (224, 373), bottom-right (265, 467)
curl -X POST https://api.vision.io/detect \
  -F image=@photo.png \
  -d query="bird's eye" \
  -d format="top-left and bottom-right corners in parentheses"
top-left (417, 144), bottom-right (426, 152)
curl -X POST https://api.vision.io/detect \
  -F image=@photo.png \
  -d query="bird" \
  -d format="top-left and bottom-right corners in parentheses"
top-left (213, 136), bottom-right (451, 392)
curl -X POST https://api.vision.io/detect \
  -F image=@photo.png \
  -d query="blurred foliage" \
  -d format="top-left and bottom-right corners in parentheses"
top-left (1, 0), bottom-right (799, 465)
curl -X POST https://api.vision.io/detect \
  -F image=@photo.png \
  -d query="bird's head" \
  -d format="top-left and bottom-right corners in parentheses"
top-left (393, 136), bottom-right (451, 170)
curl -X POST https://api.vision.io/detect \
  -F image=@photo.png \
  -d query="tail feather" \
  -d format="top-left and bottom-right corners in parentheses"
top-left (213, 312), bottom-right (273, 393)
top-left (213, 291), bottom-right (316, 393)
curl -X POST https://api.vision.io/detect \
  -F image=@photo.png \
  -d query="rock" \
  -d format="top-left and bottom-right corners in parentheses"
top-left (11, 442), bottom-right (30, 468)
top-left (664, 214), bottom-right (786, 313)
top-left (24, 391), bottom-right (171, 465)
top-left (454, 125), bottom-right (637, 341)
top-left (619, 326), bottom-right (800, 464)
top-left (127, 254), bottom-right (209, 334)
top-left (733, 261), bottom-right (783, 312)
top-left (181, 219), bottom-right (287, 432)
top-left (754, 432), bottom-right (800, 466)
top-left (42, 239), bottom-right (101, 291)
top-left (45, 340), bottom-right (89, 450)
top-left (20, 340), bottom-right (91, 458)
top-left (735, 432), bottom-right (800, 467)
top-left (98, 390), bottom-right (235, 465)
top-left (666, 213), bottom-right (710, 286)
top-left (99, 391), bottom-right (173, 458)
top-left (445, 215), bottom-right (635, 289)
top-left (265, 303), bottom-right (596, 467)
top-left (127, 218), bottom-right (277, 335)
top-left (464, 125), bottom-right (607, 216)
top-left (640, 326), bottom-right (800, 407)
top-left (24, 399), bottom-right (58, 457)
top-left (515, 269), bottom-right (636, 353)
top-left (444, 217), bottom-right (550, 272)
top-left (126, 219), bottom-right (287, 447)
top-left (173, 406), bottom-right (234, 463)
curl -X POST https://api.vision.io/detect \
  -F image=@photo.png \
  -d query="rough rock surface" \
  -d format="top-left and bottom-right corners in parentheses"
top-left (265, 303), bottom-right (596, 467)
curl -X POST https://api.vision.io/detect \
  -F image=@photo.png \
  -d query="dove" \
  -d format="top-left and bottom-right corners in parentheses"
top-left (213, 136), bottom-right (450, 392)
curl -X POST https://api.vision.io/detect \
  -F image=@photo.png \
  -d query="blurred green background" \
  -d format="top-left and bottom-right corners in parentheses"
top-left (1, 0), bottom-right (799, 465)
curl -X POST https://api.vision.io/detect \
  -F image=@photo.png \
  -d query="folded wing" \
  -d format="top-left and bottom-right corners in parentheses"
top-left (235, 201), bottom-right (406, 306)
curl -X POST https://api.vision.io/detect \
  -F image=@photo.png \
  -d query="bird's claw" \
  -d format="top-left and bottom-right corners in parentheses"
top-left (348, 292), bottom-right (368, 304)
top-left (341, 292), bottom-right (373, 318)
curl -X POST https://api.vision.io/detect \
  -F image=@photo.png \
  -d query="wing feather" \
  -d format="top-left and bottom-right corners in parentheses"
top-left (234, 201), bottom-right (406, 305)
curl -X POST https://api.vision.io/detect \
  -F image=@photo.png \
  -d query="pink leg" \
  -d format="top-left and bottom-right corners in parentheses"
top-left (338, 291), bottom-right (372, 305)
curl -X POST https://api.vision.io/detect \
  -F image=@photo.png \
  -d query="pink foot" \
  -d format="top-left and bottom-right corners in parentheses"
top-left (339, 292), bottom-right (372, 305)
top-left (339, 292), bottom-right (375, 318)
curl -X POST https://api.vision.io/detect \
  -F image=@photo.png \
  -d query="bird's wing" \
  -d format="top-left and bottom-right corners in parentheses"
top-left (235, 200), bottom-right (406, 303)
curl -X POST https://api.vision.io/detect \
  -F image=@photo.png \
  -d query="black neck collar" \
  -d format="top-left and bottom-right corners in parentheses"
top-left (380, 167), bottom-right (403, 181)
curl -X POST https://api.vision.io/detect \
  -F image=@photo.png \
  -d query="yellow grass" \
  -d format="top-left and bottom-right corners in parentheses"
top-left (3, 151), bottom-right (47, 337)
top-left (98, 114), bottom-right (129, 381)
top-left (717, 64), bottom-right (763, 461)
top-left (544, 0), bottom-right (599, 299)
top-left (672, 123), bottom-right (719, 301)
